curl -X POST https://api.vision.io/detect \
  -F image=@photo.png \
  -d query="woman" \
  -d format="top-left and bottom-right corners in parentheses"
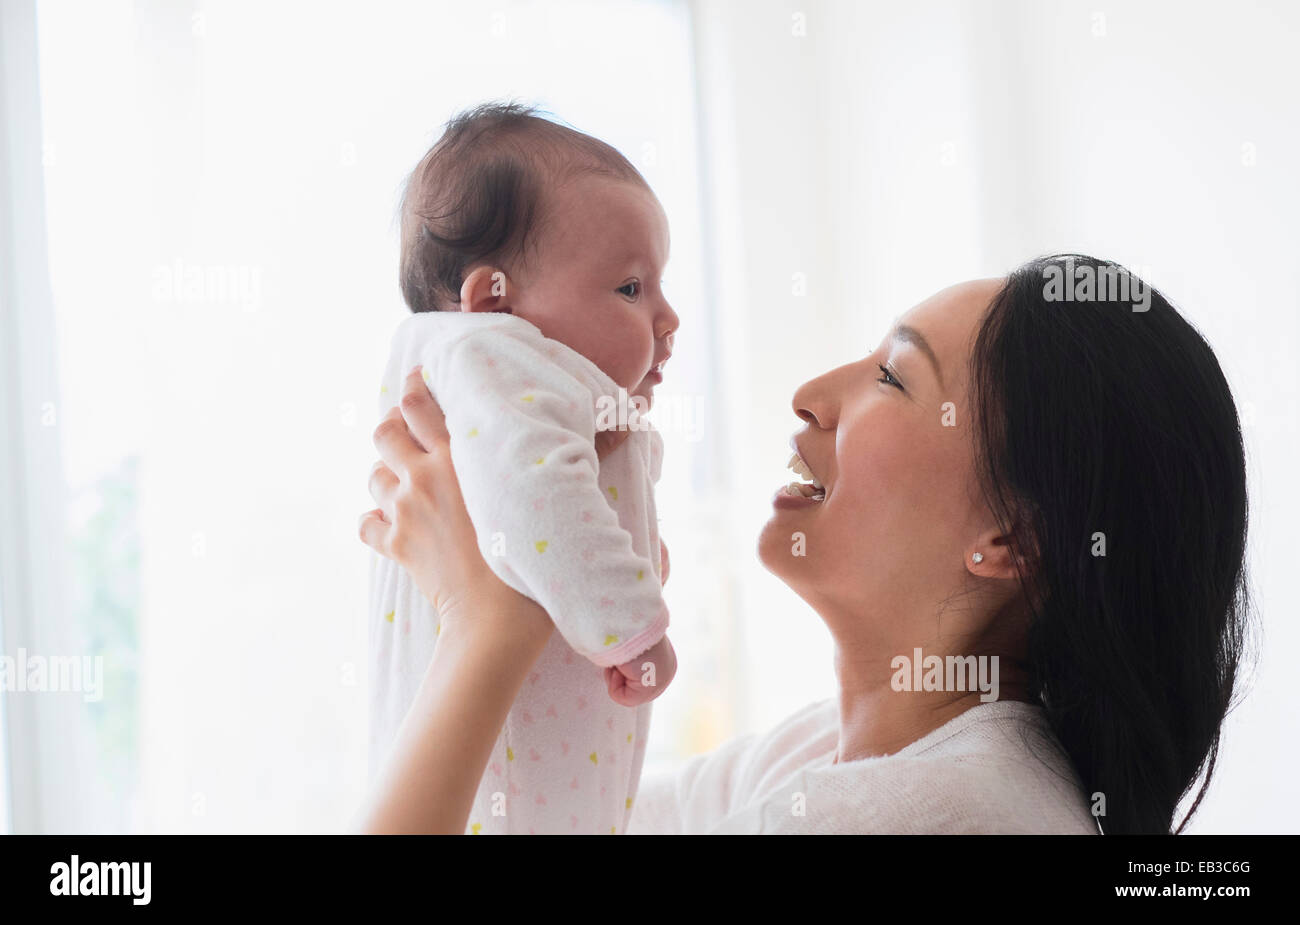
top-left (356, 255), bottom-right (1249, 835)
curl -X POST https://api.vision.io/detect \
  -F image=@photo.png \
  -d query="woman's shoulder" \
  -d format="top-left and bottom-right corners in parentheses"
top-left (712, 699), bottom-right (1099, 835)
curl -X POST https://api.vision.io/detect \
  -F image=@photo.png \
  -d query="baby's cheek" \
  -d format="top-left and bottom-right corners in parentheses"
top-left (614, 349), bottom-right (651, 391)
top-left (603, 356), bottom-right (641, 391)
top-left (571, 336), bottom-right (629, 388)
top-left (631, 332), bottom-right (658, 383)
top-left (587, 322), bottom-right (653, 390)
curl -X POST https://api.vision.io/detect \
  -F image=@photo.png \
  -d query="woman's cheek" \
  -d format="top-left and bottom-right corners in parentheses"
top-left (843, 421), bottom-right (908, 491)
top-left (836, 431), bottom-right (915, 530)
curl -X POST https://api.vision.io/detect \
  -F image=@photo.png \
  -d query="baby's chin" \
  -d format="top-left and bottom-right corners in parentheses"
top-left (628, 378), bottom-right (656, 410)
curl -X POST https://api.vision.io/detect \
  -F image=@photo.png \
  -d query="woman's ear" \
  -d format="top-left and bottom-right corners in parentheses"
top-left (458, 265), bottom-right (514, 313)
top-left (966, 519), bottom-right (1036, 581)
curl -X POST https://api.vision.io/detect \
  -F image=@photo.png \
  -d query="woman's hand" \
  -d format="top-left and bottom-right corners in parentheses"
top-left (356, 366), bottom-right (556, 834)
top-left (360, 367), bottom-right (635, 639)
top-left (359, 366), bottom-right (550, 644)
top-left (353, 369), bottom-right (648, 833)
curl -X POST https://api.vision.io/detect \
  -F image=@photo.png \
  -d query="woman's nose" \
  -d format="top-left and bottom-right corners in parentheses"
top-left (792, 368), bottom-right (843, 429)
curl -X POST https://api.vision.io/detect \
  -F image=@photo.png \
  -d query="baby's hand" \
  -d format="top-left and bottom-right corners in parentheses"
top-left (603, 635), bottom-right (677, 707)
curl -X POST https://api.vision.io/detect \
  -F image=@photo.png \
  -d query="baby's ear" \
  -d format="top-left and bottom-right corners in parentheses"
top-left (459, 265), bottom-right (514, 313)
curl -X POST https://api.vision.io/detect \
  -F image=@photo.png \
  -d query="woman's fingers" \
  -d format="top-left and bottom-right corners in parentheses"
top-left (358, 508), bottom-right (390, 552)
top-left (368, 460), bottom-right (399, 511)
top-left (399, 367), bottom-right (450, 454)
top-left (372, 405), bottom-right (422, 476)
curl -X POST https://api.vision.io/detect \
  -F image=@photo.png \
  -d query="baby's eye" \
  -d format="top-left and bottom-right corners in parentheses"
top-left (617, 280), bottom-right (640, 300)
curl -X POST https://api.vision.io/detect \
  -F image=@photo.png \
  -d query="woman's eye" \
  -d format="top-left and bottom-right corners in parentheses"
top-left (617, 280), bottom-right (640, 300)
top-left (877, 363), bottom-right (904, 390)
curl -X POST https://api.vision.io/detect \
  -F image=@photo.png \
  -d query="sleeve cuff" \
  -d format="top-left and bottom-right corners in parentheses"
top-left (587, 600), bottom-right (670, 667)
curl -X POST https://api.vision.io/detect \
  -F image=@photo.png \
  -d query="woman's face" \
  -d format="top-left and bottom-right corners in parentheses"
top-left (758, 278), bottom-right (1012, 644)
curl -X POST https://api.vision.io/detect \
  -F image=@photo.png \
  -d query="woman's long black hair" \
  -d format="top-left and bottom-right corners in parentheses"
top-left (970, 255), bottom-right (1252, 834)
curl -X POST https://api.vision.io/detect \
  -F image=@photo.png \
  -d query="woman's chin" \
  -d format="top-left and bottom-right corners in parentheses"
top-left (757, 505), bottom-right (815, 577)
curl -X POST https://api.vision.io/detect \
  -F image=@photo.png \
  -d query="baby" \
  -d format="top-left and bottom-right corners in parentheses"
top-left (368, 102), bottom-right (679, 835)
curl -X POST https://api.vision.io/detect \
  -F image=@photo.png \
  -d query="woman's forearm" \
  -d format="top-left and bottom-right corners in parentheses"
top-left (354, 591), bottom-right (552, 834)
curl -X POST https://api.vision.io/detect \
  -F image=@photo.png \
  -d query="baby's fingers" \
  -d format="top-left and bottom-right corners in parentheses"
top-left (604, 667), bottom-right (648, 707)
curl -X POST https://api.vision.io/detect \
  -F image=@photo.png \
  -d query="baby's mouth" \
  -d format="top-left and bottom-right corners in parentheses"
top-left (785, 450), bottom-right (825, 501)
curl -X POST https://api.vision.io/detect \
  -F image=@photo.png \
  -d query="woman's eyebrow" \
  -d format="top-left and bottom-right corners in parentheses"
top-left (891, 324), bottom-right (943, 387)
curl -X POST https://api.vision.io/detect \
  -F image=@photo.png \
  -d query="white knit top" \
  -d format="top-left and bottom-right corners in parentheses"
top-left (626, 698), bottom-right (1098, 834)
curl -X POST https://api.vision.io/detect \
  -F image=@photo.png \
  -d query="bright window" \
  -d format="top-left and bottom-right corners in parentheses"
top-left (27, 0), bottom-right (719, 832)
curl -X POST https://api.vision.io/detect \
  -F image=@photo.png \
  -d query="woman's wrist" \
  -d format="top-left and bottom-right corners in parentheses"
top-left (432, 578), bottom-right (554, 659)
top-left (422, 597), bottom-right (548, 701)
top-left (356, 588), bottom-right (552, 835)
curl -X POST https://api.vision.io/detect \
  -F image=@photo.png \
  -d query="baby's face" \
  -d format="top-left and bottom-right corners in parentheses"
top-left (506, 175), bottom-right (677, 405)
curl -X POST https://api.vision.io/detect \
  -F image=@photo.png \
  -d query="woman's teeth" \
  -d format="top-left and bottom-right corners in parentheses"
top-left (784, 482), bottom-right (825, 500)
top-left (785, 453), bottom-right (825, 501)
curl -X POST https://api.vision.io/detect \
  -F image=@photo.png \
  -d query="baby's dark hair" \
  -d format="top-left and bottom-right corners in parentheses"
top-left (399, 101), bottom-right (650, 313)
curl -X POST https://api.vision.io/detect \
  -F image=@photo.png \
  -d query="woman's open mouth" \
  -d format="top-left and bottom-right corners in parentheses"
top-left (779, 448), bottom-right (825, 502)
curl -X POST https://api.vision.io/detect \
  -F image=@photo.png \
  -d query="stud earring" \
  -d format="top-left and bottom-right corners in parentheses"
top-left (971, 552), bottom-right (984, 564)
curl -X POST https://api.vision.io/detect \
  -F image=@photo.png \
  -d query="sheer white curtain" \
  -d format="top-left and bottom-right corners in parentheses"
top-left (0, 0), bottom-right (96, 835)
top-left (691, 0), bottom-right (1300, 833)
